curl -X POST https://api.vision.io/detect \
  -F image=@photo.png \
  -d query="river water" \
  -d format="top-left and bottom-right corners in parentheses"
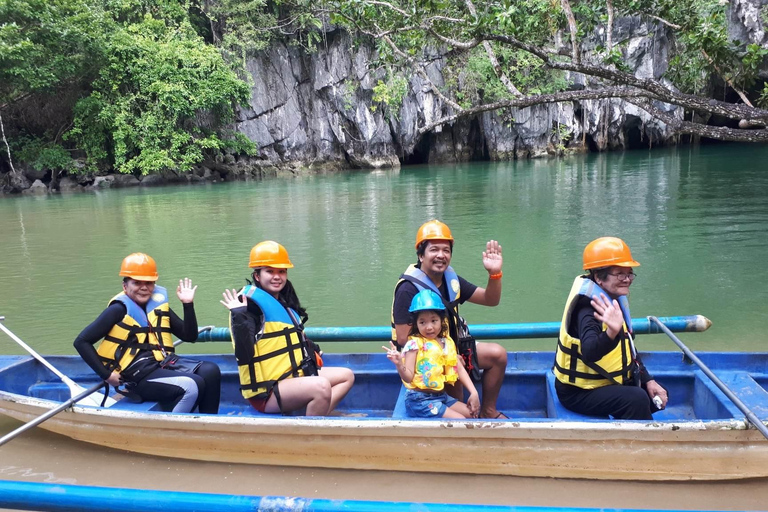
top-left (1, 144), bottom-right (768, 509)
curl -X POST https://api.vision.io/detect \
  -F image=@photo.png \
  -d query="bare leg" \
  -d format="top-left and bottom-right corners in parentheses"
top-left (263, 376), bottom-right (332, 416)
top-left (317, 366), bottom-right (355, 412)
top-left (444, 401), bottom-right (470, 418)
top-left (477, 342), bottom-right (508, 418)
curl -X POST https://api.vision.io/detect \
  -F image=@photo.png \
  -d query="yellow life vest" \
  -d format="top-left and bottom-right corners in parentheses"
top-left (233, 285), bottom-right (316, 400)
top-left (402, 335), bottom-right (459, 391)
top-left (553, 276), bottom-right (636, 389)
top-left (96, 286), bottom-right (173, 373)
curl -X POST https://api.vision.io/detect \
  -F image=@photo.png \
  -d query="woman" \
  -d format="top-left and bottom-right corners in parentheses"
top-left (220, 240), bottom-right (354, 416)
top-left (553, 237), bottom-right (668, 419)
top-left (74, 253), bottom-right (220, 413)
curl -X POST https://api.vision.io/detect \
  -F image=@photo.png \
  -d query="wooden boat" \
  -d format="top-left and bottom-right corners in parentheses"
top-left (2, 315), bottom-right (768, 481)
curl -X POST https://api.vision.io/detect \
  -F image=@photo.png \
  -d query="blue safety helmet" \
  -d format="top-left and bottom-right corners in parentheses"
top-left (408, 289), bottom-right (446, 313)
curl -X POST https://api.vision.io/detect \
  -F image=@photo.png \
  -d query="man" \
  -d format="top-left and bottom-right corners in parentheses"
top-left (391, 220), bottom-right (508, 419)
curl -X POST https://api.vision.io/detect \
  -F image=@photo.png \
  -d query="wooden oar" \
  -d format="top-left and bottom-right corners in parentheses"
top-left (0, 380), bottom-right (106, 448)
top-left (0, 317), bottom-right (115, 407)
top-left (649, 316), bottom-right (768, 440)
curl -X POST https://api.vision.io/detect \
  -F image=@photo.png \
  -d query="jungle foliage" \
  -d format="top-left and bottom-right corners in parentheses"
top-left (0, 0), bottom-right (253, 175)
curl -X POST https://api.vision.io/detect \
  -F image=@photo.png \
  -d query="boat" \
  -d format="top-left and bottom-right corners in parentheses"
top-left (1, 315), bottom-right (768, 482)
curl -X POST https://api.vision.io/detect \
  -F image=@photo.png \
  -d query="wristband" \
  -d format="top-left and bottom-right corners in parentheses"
top-left (489, 272), bottom-right (503, 280)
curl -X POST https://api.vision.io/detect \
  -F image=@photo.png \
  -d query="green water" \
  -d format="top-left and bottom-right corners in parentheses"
top-left (1, 144), bottom-right (767, 355)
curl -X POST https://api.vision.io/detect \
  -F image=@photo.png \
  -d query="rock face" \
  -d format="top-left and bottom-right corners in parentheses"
top-left (728, 0), bottom-right (768, 46)
top-left (234, 17), bottom-right (683, 170)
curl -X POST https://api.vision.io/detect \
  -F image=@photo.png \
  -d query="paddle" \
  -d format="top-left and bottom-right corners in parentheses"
top-left (648, 316), bottom-right (768, 440)
top-left (0, 380), bottom-right (107, 448)
top-left (0, 317), bottom-right (116, 407)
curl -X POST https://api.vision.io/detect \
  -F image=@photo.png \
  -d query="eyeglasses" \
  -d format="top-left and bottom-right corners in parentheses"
top-left (607, 271), bottom-right (636, 282)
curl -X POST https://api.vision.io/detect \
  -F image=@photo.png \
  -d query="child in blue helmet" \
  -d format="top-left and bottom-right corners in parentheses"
top-left (383, 289), bottom-right (480, 418)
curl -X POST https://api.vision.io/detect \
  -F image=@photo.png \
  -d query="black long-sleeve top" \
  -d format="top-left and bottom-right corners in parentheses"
top-left (567, 296), bottom-right (653, 384)
top-left (228, 304), bottom-right (264, 366)
top-left (73, 301), bottom-right (198, 380)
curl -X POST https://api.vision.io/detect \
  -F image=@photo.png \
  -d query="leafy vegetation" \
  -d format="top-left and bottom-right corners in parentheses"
top-left (1, 0), bottom-right (253, 176)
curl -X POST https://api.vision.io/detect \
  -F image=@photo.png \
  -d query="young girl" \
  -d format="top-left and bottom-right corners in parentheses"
top-left (383, 289), bottom-right (480, 418)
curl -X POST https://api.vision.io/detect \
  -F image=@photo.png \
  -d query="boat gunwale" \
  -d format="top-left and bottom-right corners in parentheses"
top-left (0, 388), bottom-right (756, 436)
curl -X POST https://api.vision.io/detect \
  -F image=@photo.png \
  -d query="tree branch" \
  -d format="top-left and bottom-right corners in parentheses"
top-left (701, 49), bottom-right (753, 107)
top-left (464, 0), bottom-right (522, 97)
top-left (482, 33), bottom-right (768, 122)
top-left (631, 99), bottom-right (768, 141)
top-left (606, 0), bottom-right (614, 53)
top-left (0, 112), bottom-right (18, 176)
top-left (560, 0), bottom-right (580, 64)
top-left (416, 86), bottom-right (652, 136)
top-left (381, 35), bottom-right (463, 111)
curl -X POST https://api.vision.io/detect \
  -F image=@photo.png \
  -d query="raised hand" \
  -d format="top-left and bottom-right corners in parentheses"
top-left (176, 278), bottom-right (197, 304)
top-left (382, 341), bottom-right (403, 367)
top-left (220, 288), bottom-right (247, 310)
top-left (591, 293), bottom-right (624, 339)
top-left (482, 240), bottom-right (503, 275)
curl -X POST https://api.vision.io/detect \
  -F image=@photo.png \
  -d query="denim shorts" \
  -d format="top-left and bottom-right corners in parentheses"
top-left (404, 389), bottom-right (458, 418)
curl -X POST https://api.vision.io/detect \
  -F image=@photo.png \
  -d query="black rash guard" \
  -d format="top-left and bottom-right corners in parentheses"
top-left (74, 301), bottom-right (198, 380)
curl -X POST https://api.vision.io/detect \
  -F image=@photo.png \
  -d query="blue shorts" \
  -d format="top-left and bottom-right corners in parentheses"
top-left (404, 389), bottom-right (458, 418)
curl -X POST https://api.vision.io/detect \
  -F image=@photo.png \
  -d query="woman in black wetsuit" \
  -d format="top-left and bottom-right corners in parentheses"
top-left (74, 252), bottom-right (220, 413)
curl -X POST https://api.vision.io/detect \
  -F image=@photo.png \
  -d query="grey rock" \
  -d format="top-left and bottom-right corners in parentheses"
top-left (140, 174), bottom-right (167, 186)
top-left (20, 164), bottom-right (48, 182)
top-left (58, 176), bottom-right (82, 192)
top-left (6, 172), bottom-right (31, 193)
top-left (232, 18), bottom-right (690, 168)
top-left (112, 174), bottom-right (141, 188)
top-left (22, 179), bottom-right (48, 195)
top-left (728, 0), bottom-right (768, 45)
top-left (91, 176), bottom-right (115, 188)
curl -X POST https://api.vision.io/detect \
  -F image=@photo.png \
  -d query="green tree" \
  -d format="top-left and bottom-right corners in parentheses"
top-left (1, 0), bottom-right (253, 176)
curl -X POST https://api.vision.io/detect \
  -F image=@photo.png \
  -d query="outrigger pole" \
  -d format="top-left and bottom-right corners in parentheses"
top-left (193, 315), bottom-right (712, 343)
top-left (0, 479), bottom-right (729, 512)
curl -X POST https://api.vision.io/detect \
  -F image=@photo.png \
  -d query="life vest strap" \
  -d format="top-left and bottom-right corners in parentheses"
top-left (556, 340), bottom-right (631, 384)
top-left (259, 326), bottom-right (299, 339)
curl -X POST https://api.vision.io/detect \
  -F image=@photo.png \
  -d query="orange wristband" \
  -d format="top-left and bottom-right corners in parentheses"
top-left (489, 272), bottom-right (503, 280)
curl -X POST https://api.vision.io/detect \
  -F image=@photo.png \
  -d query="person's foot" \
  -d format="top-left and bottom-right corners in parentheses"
top-left (480, 409), bottom-right (508, 419)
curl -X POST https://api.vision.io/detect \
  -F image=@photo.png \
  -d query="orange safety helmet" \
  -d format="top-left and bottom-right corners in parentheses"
top-left (249, 241), bottom-right (294, 269)
top-left (583, 237), bottom-right (640, 270)
top-left (415, 220), bottom-right (454, 249)
top-left (119, 253), bottom-right (159, 281)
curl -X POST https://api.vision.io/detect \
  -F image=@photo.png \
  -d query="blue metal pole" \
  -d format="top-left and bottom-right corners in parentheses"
top-left (197, 315), bottom-right (711, 342)
top-left (0, 480), bottom-right (700, 512)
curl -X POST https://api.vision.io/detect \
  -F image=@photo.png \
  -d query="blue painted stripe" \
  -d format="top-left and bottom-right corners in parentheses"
top-left (0, 480), bottom-right (713, 512)
top-left (197, 316), bottom-right (710, 342)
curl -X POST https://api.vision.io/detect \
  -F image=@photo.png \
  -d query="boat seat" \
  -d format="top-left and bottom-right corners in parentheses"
top-left (697, 370), bottom-right (768, 420)
top-left (109, 397), bottom-right (162, 412)
top-left (391, 385), bottom-right (455, 420)
top-left (545, 370), bottom-right (594, 420)
top-left (392, 385), bottom-right (408, 419)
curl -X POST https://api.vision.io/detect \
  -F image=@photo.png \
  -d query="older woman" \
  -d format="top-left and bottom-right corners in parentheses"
top-left (74, 253), bottom-right (220, 413)
top-left (220, 241), bottom-right (354, 416)
top-left (553, 237), bottom-right (668, 419)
